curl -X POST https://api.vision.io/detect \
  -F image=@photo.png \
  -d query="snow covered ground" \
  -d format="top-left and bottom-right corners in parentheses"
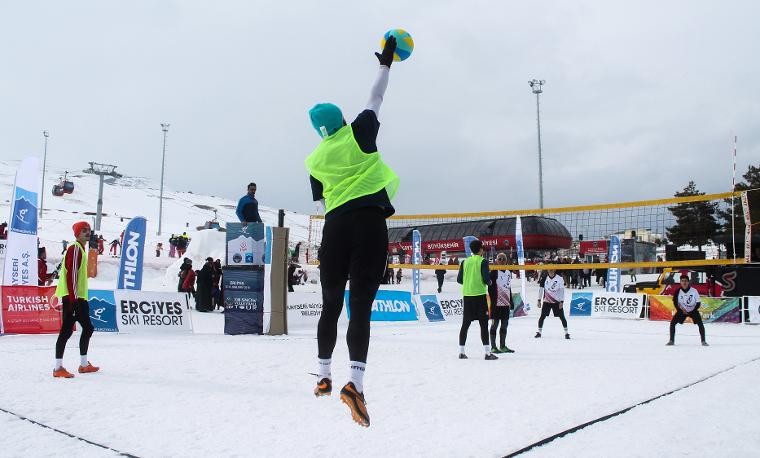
top-left (1, 287), bottom-right (759, 457)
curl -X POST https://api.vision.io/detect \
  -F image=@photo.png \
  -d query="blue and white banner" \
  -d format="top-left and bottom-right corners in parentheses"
top-left (3, 157), bottom-right (39, 287)
top-left (412, 230), bottom-right (421, 295)
top-left (418, 294), bottom-right (444, 322)
top-left (570, 291), bottom-right (645, 319)
top-left (463, 236), bottom-right (478, 257)
top-left (88, 290), bottom-right (118, 332)
top-left (606, 235), bottom-right (622, 293)
top-left (223, 268), bottom-right (265, 335)
top-left (117, 217), bottom-right (147, 290)
top-left (515, 216), bottom-right (529, 311)
top-left (346, 289), bottom-right (418, 321)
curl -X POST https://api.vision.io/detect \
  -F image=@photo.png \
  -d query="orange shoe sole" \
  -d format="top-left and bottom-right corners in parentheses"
top-left (340, 392), bottom-right (370, 427)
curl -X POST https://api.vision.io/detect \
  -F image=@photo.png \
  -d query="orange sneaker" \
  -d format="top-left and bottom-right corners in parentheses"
top-left (53, 367), bottom-right (75, 378)
top-left (78, 362), bottom-right (100, 374)
top-left (340, 382), bottom-right (370, 427)
top-left (314, 378), bottom-right (332, 397)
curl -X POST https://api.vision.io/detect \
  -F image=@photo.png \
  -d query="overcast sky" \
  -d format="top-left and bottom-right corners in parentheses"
top-left (1, 0), bottom-right (758, 215)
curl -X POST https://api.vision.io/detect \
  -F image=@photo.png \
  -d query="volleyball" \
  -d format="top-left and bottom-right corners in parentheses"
top-left (381, 29), bottom-right (414, 62)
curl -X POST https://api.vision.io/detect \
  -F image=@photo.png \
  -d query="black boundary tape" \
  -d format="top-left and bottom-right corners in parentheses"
top-left (0, 406), bottom-right (139, 457)
top-left (504, 355), bottom-right (760, 457)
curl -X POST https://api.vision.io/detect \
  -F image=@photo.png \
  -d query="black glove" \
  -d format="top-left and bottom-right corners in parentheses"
top-left (375, 35), bottom-right (397, 67)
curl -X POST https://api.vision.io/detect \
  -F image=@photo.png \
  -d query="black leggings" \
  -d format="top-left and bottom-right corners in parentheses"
top-left (55, 298), bottom-right (94, 359)
top-left (459, 318), bottom-right (489, 346)
top-left (490, 318), bottom-right (509, 348)
top-left (538, 302), bottom-right (568, 329)
top-left (317, 208), bottom-right (388, 364)
top-left (670, 308), bottom-right (706, 342)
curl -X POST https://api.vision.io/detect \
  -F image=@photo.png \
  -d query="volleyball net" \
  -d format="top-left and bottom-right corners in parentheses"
top-left (306, 189), bottom-right (758, 272)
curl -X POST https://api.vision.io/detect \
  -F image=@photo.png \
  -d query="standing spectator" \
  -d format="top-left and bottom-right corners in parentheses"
top-left (195, 257), bottom-right (214, 311)
top-left (182, 264), bottom-right (196, 297)
top-left (61, 239), bottom-right (68, 254)
top-left (109, 239), bottom-right (120, 257)
top-left (236, 183), bottom-right (263, 224)
top-left (97, 235), bottom-right (105, 255)
top-left (155, 242), bottom-right (163, 257)
top-left (38, 247), bottom-right (55, 286)
top-left (435, 261), bottom-right (446, 293)
top-left (176, 233), bottom-right (190, 257)
top-left (292, 242), bottom-right (302, 262)
top-left (212, 259), bottom-right (222, 309)
top-left (288, 262), bottom-right (299, 292)
top-left (395, 268), bottom-right (402, 284)
top-left (169, 235), bottom-right (177, 258)
top-left (0, 221), bottom-right (7, 239)
top-left (119, 230), bottom-right (124, 247)
top-left (53, 221), bottom-right (98, 378)
top-left (178, 258), bottom-right (193, 292)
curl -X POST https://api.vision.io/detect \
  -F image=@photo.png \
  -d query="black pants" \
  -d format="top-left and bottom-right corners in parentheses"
top-left (538, 302), bottom-right (568, 329)
top-left (317, 207), bottom-right (388, 363)
top-left (670, 308), bottom-right (706, 342)
top-left (436, 274), bottom-right (444, 291)
top-left (55, 297), bottom-right (94, 359)
top-left (459, 295), bottom-right (489, 346)
top-left (490, 317), bottom-right (509, 348)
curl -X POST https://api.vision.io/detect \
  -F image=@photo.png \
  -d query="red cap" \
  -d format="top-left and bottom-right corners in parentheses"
top-left (72, 221), bottom-right (91, 236)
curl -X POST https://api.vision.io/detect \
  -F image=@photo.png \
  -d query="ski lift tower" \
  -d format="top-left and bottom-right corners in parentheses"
top-left (83, 162), bottom-right (123, 231)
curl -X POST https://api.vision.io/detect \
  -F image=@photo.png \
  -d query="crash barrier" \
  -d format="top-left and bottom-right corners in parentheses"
top-left (0, 285), bottom-right (192, 334)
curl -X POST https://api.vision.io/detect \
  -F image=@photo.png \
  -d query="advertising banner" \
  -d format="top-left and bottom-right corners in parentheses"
top-left (438, 292), bottom-right (464, 318)
top-left (115, 290), bottom-right (192, 332)
top-left (606, 235), bottom-right (622, 293)
top-left (418, 294), bottom-right (444, 322)
top-left (742, 191), bottom-right (751, 263)
top-left (1, 285), bottom-right (61, 334)
top-left (223, 268), bottom-right (265, 334)
top-left (346, 289), bottom-right (418, 321)
top-left (3, 157), bottom-right (39, 287)
top-left (745, 296), bottom-right (760, 324)
top-left (511, 292), bottom-right (527, 318)
top-left (412, 230), bottom-right (421, 295)
top-left (648, 295), bottom-right (741, 323)
top-left (88, 289), bottom-right (118, 332)
top-left (570, 292), bottom-right (645, 319)
top-left (117, 217), bottom-right (147, 290)
top-left (225, 222), bottom-right (265, 267)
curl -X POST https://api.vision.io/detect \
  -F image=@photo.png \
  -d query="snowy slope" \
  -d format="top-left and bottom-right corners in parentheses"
top-left (0, 159), bottom-right (310, 290)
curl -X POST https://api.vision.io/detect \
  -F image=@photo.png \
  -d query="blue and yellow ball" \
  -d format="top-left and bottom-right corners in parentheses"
top-left (381, 29), bottom-right (414, 62)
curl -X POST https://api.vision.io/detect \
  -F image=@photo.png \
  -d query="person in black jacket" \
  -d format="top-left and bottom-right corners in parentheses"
top-left (195, 257), bottom-right (214, 312)
top-left (435, 259), bottom-right (446, 293)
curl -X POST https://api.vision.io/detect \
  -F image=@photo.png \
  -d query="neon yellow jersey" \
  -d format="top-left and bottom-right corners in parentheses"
top-left (305, 125), bottom-right (399, 214)
top-left (462, 255), bottom-right (487, 297)
top-left (55, 241), bottom-right (88, 299)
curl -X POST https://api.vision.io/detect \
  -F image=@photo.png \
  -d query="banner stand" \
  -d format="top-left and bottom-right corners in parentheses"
top-left (268, 227), bottom-right (288, 336)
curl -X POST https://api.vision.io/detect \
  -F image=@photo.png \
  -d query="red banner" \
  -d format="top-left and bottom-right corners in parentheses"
top-left (1, 285), bottom-right (62, 334)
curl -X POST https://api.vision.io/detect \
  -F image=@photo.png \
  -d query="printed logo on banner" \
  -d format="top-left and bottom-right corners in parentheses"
top-left (570, 292), bottom-right (592, 316)
top-left (226, 223), bottom-right (265, 266)
top-left (11, 187), bottom-right (38, 235)
top-left (224, 290), bottom-right (264, 334)
top-left (592, 293), bottom-right (643, 317)
top-left (117, 217), bottom-right (147, 290)
top-left (88, 290), bottom-right (118, 332)
top-left (1, 286), bottom-right (61, 334)
top-left (346, 290), bottom-right (418, 321)
top-left (606, 235), bottom-right (621, 293)
top-left (419, 294), bottom-right (444, 322)
top-left (116, 291), bottom-right (191, 332)
top-left (438, 294), bottom-right (464, 317)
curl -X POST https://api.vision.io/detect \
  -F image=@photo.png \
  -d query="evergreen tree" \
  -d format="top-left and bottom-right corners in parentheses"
top-left (666, 181), bottom-right (721, 251)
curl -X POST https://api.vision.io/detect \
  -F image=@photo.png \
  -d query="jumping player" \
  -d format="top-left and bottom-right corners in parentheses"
top-left (488, 253), bottom-right (515, 353)
top-left (667, 275), bottom-right (708, 346)
top-left (53, 221), bottom-right (99, 378)
top-left (305, 36), bottom-right (400, 427)
top-left (535, 269), bottom-right (570, 339)
top-left (457, 239), bottom-right (498, 360)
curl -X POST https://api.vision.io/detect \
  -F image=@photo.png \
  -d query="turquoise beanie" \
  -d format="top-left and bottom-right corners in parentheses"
top-left (309, 103), bottom-right (344, 138)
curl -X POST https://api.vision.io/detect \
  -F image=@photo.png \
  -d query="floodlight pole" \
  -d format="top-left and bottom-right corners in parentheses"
top-left (158, 123), bottom-right (170, 236)
top-left (529, 79), bottom-right (546, 209)
top-left (40, 130), bottom-right (49, 217)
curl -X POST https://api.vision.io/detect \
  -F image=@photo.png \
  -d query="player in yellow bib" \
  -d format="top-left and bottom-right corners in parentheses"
top-left (306, 36), bottom-right (400, 428)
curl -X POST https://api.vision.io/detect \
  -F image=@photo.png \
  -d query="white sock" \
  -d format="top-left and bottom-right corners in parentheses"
top-left (459, 345), bottom-right (465, 354)
top-left (80, 355), bottom-right (88, 366)
top-left (317, 358), bottom-right (331, 380)
top-left (55, 359), bottom-right (63, 370)
top-left (564, 328), bottom-right (569, 334)
top-left (349, 361), bottom-right (366, 393)
top-left (483, 345), bottom-right (491, 355)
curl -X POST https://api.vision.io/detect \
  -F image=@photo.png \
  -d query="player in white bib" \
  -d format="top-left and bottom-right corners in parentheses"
top-left (488, 253), bottom-right (515, 353)
top-left (667, 275), bottom-right (708, 346)
top-left (535, 269), bottom-right (570, 339)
